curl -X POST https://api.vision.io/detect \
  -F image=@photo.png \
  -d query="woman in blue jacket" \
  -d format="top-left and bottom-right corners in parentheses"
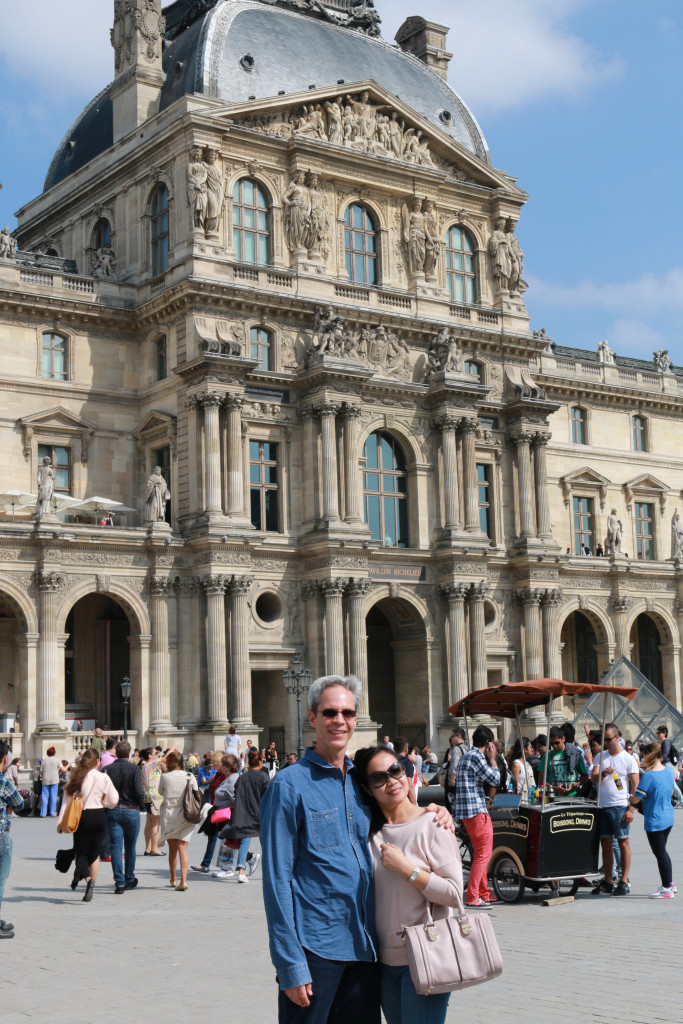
top-left (630, 742), bottom-right (676, 899)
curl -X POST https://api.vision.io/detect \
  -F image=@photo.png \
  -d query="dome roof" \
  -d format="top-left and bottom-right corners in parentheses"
top-left (44, 0), bottom-right (489, 191)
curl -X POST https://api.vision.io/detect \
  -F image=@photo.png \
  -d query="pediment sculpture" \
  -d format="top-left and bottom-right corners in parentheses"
top-left (308, 306), bottom-right (412, 379)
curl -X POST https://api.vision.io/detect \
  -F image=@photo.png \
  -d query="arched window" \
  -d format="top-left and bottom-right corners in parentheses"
top-left (250, 327), bottom-right (272, 370)
top-left (232, 178), bottom-right (270, 265)
top-left (445, 225), bottom-right (476, 304)
top-left (92, 218), bottom-right (111, 250)
top-left (151, 185), bottom-right (169, 276)
top-left (42, 331), bottom-right (67, 380)
top-left (464, 360), bottom-right (482, 380)
top-left (155, 337), bottom-right (167, 381)
top-left (362, 431), bottom-right (408, 547)
top-left (632, 414), bottom-right (646, 452)
top-left (570, 406), bottom-right (587, 445)
top-left (344, 204), bottom-right (377, 285)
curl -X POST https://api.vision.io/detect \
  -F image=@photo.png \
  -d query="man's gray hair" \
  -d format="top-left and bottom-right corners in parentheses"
top-left (308, 674), bottom-right (362, 713)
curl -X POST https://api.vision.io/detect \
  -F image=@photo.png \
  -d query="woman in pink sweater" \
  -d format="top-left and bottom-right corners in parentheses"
top-left (57, 748), bottom-right (118, 902)
top-left (355, 745), bottom-right (463, 1024)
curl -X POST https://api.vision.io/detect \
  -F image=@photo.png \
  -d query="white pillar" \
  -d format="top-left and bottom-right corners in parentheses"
top-left (229, 574), bottom-right (254, 726)
top-left (346, 578), bottom-right (371, 719)
top-left (516, 587), bottom-right (543, 679)
top-left (225, 394), bottom-right (245, 517)
top-left (319, 578), bottom-right (346, 675)
top-left (460, 417), bottom-right (480, 532)
top-left (316, 401), bottom-right (341, 522)
top-left (149, 576), bottom-right (172, 731)
top-left (35, 571), bottom-right (65, 730)
top-left (468, 582), bottom-right (489, 691)
top-left (510, 432), bottom-right (536, 539)
top-left (533, 433), bottom-right (552, 539)
top-left (541, 589), bottom-right (562, 678)
top-left (435, 413), bottom-right (461, 530)
top-left (342, 404), bottom-right (364, 523)
top-left (175, 576), bottom-right (199, 728)
top-left (440, 583), bottom-right (469, 705)
top-left (197, 390), bottom-right (224, 514)
top-left (202, 575), bottom-right (229, 726)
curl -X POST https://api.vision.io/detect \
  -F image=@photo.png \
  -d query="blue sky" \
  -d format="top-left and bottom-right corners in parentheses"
top-left (1, 0), bottom-right (681, 364)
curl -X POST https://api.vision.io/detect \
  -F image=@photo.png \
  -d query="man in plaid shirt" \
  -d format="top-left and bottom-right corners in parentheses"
top-left (454, 725), bottom-right (500, 907)
top-left (0, 739), bottom-right (24, 940)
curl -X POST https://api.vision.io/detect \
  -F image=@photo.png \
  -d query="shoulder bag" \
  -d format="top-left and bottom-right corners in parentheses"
top-left (401, 890), bottom-right (502, 996)
top-left (59, 792), bottom-right (83, 835)
top-left (183, 772), bottom-right (203, 824)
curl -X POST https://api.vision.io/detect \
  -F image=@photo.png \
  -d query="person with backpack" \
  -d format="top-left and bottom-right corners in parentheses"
top-left (656, 726), bottom-right (677, 767)
top-left (157, 749), bottom-right (199, 891)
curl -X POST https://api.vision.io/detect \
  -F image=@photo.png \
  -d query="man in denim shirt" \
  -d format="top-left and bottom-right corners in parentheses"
top-left (262, 674), bottom-right (450, 1022)
top-left (0, 739), bottom-right (24, 940)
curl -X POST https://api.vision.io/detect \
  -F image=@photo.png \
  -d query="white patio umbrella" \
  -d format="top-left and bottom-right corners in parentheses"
top-left (68, 496), bottom-right (137, 518)
top-left (0, 489), bottom-right (37, 517)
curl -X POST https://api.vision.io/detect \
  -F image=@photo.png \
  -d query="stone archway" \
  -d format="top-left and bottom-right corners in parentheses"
top-left (630, 612), bottom-right (664, 692)
top-left (65, 594), bottom-right (132, 730)
top-left (366, 595), bottom-right (428, 747)
top-left (0, 590), bottom-right (28, 735)
top-left (560, 610), bottom-right (598, 685)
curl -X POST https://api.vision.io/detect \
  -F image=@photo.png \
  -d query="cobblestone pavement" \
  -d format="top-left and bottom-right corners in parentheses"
top-left (1, 815), bottom-right (681, 1023)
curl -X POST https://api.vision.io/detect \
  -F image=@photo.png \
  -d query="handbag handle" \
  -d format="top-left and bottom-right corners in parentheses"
top-left (410, 884), bottom-right (473, 940)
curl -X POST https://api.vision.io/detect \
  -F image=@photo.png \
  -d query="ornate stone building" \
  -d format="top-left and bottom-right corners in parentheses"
top-left (1, 0), bottom-right (682, 762)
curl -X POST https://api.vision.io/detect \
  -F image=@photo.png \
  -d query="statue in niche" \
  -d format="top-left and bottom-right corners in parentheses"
top-left (401, 197), bottom-right (426, 279)
top-left (92, 246), bottom-right (117, 279)
top-left (305, 171), bottom-right (330, 259)
top-left (35, 456), bottom-right (54, 517)
top-left (203, 149), bottom-right (225, 235)
top-left (671, 509), bottom-right (683, 558)
top-left (653, 349), bottom-right (672, 373)
top-left (282, 170), bottom-right (311, 254)
top-left (597, 338), bottom-right (615, 364)
top-left (505, 219), bottom-right (527, 294)
top-left (422, 199), bottom-right (440, 281)
top-left (605, 508), bottom-right (623, 556)
top-left (187, 145), bottom-right (208, 230)
top-left (0, 226), bottom-right (17, 259)
top-left (146, 466), bottom-right (171, 523)
top-left (488, 218), bottom-right (512, 292)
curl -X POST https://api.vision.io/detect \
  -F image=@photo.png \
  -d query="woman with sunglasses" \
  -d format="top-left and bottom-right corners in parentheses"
top-left (354, 745), bottom-right (463, 1024)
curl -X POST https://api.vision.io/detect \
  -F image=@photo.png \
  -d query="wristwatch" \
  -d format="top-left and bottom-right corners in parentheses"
top-left (407, 866), bottom-right (420, 884)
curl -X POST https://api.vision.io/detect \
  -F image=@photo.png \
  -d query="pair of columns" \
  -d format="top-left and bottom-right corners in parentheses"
top-left (433, 414), bottom-right (481, 532)
top-left (194, 389), bottom-right (245, 516)
top-left (508, 431), bottom-right (552, 540)
top-left (302, 401), bottom-right (364, 524)
top-left (309, 577), bottom-right (373, 721)
top-left (515, 587), bottom-right (562, 680)
top-left (440, 581), bottom-right (490, 704)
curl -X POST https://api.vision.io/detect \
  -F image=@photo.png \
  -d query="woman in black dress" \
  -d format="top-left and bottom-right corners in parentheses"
top-left (57, 748), bottom-right (119, 902)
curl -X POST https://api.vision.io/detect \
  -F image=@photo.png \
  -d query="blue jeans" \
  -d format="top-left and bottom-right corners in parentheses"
top-left (278, 949), bottom-right (380, 1024)
top-left (0, 832), bottom-right (12, 917)
top-left (106, 808), bottom-right (141, 887)
top-left (40, 784), bottom-right (58, 816)
top-left (200, 831), bottom-right (219, 870)
top-left (380, 964), bottom-right (450, 1024)
top-left (236, 836), bottom-right (251, 871)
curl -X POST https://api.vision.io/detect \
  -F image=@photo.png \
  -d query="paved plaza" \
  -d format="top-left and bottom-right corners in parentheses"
top-left (1, 815), bottom-right (682, 1023)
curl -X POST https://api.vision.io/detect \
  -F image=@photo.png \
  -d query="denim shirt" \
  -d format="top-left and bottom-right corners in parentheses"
top-left (260, 748), bottom-right (376, 990)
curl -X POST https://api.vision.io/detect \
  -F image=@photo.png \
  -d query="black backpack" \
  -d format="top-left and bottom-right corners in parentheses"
top-left (669, 743), bottom-right (678, 766)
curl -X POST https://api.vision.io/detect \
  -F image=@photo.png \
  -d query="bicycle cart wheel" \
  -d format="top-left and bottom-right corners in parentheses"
top-left (491, 855), bottom-right (525, 903)
top-left (549, 878), bottom-right (580, 898)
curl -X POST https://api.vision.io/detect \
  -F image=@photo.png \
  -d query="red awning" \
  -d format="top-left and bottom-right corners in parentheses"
top-left (449, 679), bottom-right (639, 719)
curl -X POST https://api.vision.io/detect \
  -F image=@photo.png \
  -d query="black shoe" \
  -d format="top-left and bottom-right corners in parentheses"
top-left (83, 879), bottom-right (95, 903)
top-left (613, 880), bottom-right (630, 896)
top-left (0, 919), bottom-right (13, 932)
top-left (70, 873), bottom-right (79, 892)
top-left (592, 880), bottom-right (614, 895)
top-left (0, 929), bottom-right (14, 939)
top-left (124, 879), bottom-right (138, 890)
top-left (114, 885), bottom-right (125, 894)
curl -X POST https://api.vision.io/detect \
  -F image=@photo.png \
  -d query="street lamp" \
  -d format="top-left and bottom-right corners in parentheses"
top-left (283, 653), bottom-right (313, 760)
top-left (120, 675), bottom-right (132, 743)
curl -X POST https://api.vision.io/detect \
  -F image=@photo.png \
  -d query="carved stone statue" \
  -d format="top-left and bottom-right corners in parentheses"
top-left (305, 171), bottom-right (330, 259)
top-left (35, 456), bottom-right (55, 517)
top-left (605, 508), bottom-right (623, 556)
top-left (282, 171), bottom-right (311, 255)
top-left (314, 306), bottom-right (347, 356)
top-left (654, 349), bottom-right (672, 373)
top-left (203, 148), bottom-right (225, 235)
top-left (187, 146), bottom-right (208, 230)
top-left (92, 246), bottom-right (117, 279)
top-left (324, 97), bottom-right (344, 145)
top-left (0, 226), bottom-right (16, 260)
top-left (401, 198), bottom-right (426, 279)
top-left (442, 334), bottom-right (464, 373)
top-left (672, 509), bottom-right (683, 558)
top-left (488, 218), bottom-right (512, 292)
top-left (424, 327), bottom-right (463, 380)
top-left (597, 339), bottom-right (615, 364)
top-left (146, 466), bottom-right (170, 523)
top-left (422, 199), bottom-right (439, 282)
top-left (506, 220), bottom-right (526, 295)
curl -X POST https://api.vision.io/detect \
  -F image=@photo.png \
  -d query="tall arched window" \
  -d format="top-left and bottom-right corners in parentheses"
top-left (570, 406), bottom-right (587, 445)
top-left (42, 331), bottom-right (67, 380)
top-left (344, 203), bottom-right (377, 285)
top-left (92, 218), bottom-right (111, 250)
top-left (362, 432), bottom-right (408, 547)
top-left (632, 414), bottom-right (646, 452)
top-left (232, 178), bottom-right (270, 264)
top-left (151, 185), bottom-right (169, 276)
top-left (250, 327), bottom-right (272, 370)
top-left (445, 226), bottom-right (476, 304)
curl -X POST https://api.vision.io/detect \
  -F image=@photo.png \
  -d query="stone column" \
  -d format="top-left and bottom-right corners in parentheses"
top-left (319, 578), bottom-right (346, 675)
top-left (541, 589), bottom-right (563, 678)
top-left (346, 578), bottom-right (372, 719)
top-left (532, 433), bottom-right (552, 539)
top-left (611, 595), bottom-right (632, 659)
top-left (175, 576), bottom-right (199, 728)
top-left (460, 417), bottom-right (480, 532)
top-left (149, 577), bottom-right (173, 732)
top-left (202, 575), bottom-right (229, 725)
top-left (197, 389), bottom-right (224, 514)
top-left (509, 432), bottom-right (536, 539)
top-left (516, 587), bottom-right (543, 679)
top-left (316, 401), bottom-right (341, 522)
top-left (342, 404), bottom-right (364, 523)
top-left (467, 581), bottom-right (489, 691)
top-left (440, 583), bottom-right (469, 705)
top-left (302, 581), bottom-right (321, 678)
top-left (229, 575), bottom-right (255, 726)
top-left (434, 413), bottom-right (461, 530)
top-left (300, 410), bottom-right (318, 524)
top-left (35, 571), bottom-right (65, 730)
top-left (225, 394), bottom-right (245, 517)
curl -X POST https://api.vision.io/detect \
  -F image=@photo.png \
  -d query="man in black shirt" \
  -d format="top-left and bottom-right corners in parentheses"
top-left (103, 741), bottom-right (145, 894)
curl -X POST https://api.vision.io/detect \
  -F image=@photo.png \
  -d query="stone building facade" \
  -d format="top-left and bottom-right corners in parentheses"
top-left (1, 0), bottom-right (682, 763)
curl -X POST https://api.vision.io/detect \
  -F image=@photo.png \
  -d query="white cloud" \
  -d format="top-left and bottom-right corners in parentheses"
top-left (606, 319), bottom-right (670, 357)
top-left (527, 268), bottom-right (683, 315)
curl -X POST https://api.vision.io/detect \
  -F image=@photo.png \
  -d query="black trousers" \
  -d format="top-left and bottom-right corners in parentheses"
top-left (278, 950), bottom-right (380, 1024)
top-left (646, 826), bottom-right (673, 888)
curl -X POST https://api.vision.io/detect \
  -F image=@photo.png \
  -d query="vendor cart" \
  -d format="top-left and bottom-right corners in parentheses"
top-left (449, 679), bottom-right (638, 903)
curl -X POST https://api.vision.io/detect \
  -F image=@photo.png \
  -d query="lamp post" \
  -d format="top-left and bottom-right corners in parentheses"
top-left (120, 675), bottom-right (132, 743)
top-left (283, 653), bottom-right (313, 760)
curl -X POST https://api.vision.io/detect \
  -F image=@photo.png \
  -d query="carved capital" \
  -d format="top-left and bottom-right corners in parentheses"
top-left (202, 575), bottom-right (228, 595)
top-left (313, 400), bottom-right (341, 419)
top-left (433, 413), bottom-right (460, 433)
top-left (35, 571), bottom-right (65, 592)
top-left (346, 577), bottom-right (371, 598)
top-left (459, 417), bottom-right (479, 435)
top-left (96, 574), bottom-right (111, 594)
top-left (174, 575), bottom-right (198, 595)
top-left (532, 432), bottom-right (550, 449)
top-left (507, 431), bottom-right (534, 449)
top-left (195, 388), bottom-right (224, 409)
top-left (224, 393), bottom-right (245, 412)
top-left (341, 403), bottom-right (363, 422)
top-left (609, 595), bottom-right (632, 614)
top-left (318, 577), bottom-right (347, 598)
top-left (440, 582), bottom-right (468, 602)
top-left (229, 574), bottom-right (255, 596)
top-left (301, 581), bottom-right (318, 599)
top-left (468, 580), bottom-right (491, 602)
top-left (148, 576), bottom-right (170, 596)
top-left (515, 586), bottom-right (542, 607)
top-left (541, 588), bottom-right (562, 608)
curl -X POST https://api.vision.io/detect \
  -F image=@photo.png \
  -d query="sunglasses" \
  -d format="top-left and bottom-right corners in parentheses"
top-left (367, 762), bottom-right (406, 789)
top-left (318, 708), bottom-right (358, 720)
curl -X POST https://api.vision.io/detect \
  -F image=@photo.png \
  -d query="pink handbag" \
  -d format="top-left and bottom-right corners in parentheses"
top-left (401, 893), bottom-right (502, 995)
top-left (211, 807), bottom-right (232, 823)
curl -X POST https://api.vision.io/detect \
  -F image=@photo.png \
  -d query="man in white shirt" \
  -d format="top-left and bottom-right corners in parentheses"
top-left (591, 723), bottom-right (639, 896)
top-left (224, 726), bottom-right (241, 758)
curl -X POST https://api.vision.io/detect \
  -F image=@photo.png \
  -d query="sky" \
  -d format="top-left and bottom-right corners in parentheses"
top-left (0, 0), bottom-right (682, 364)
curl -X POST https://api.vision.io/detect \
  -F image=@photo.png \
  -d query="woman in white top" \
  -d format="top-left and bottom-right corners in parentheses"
top-left (158, 749), bottom-right (199, 891)
top-left (354, 745), bottom-right (463, 1024)
top-left (56, 747), bottom-right (119, 902)
top-left (508, 737), bottom-right (535, 798)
